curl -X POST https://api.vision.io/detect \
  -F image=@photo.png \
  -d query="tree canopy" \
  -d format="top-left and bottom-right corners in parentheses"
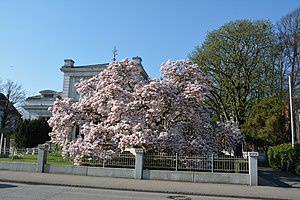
top-left (277, 7), bottom-right (300, 94)
top-left (241, 96), bottom-right (289, 147)
top-left (189, 20), bottom-right (287, 149)
top-left (14, 118), bottom-right (51, 148)
top-left (190, 19), bottom-right (277, 126)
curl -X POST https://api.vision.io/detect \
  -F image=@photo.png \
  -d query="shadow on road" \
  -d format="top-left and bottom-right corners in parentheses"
top-left (259, 167), bottom-right (300, 188)
top-left (0, 183), bottom-right (18, 189)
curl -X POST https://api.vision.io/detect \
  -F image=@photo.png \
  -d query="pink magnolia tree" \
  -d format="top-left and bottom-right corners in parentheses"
top-left (48, 58), bottom-right (243, 165)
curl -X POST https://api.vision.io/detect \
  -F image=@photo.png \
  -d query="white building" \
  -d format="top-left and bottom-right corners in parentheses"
top-left (60, 59), bottom-right (108, 101)
top-left (23, 56), bottom-right (148, 122)
top-left (0, 93), bottom-right (21, 154)
top-left (23, 90), bottom-right (61, 120)
top-left (61, 56), bottom-right (147, 101)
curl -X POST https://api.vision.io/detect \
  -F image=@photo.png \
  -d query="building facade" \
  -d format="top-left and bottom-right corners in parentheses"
top-left (61, 56), bottom-right (148, 101)
top-left (0, 93), bottom-right (21, 155)
top-left (60, 59), bottom-right (108, 101)
top-left (23, 90), bottom-right (61, 120)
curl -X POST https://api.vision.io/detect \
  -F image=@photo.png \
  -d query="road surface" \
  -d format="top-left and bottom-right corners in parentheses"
top-left (0, 181), bottom-right (261, 200)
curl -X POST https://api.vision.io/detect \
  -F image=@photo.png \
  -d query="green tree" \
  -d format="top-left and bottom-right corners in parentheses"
top-left (14, 119), bottom-right (29, 148)
top-left (241, 96), bottom-right (289, 148)
top-left (190, 19), bottom-right (278, 126)
top-left (14, 118), bottom-right (51, 148)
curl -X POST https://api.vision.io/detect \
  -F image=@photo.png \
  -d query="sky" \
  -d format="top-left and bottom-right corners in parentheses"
top-left (0, 0), bottom-right (299, 97)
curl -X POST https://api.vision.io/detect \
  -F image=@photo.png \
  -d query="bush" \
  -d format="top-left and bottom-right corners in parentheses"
top-left (268, 142), bottom-right (300, 174)
top-left (296, 162), bottom-right (300, 176)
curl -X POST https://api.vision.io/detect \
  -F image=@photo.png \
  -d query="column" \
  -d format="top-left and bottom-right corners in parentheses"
top-left (36, 144), bottom-right (49, 173)
top-left (248, 152), bottom-right (259, 186)
top-left (134, 148), bottom-right (144, 179)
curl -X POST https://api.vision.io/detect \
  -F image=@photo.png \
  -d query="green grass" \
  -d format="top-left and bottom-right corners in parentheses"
top-left (0, 154), bottom-right (38, 163)
top-left (0, 152), bottom-right (73, 165)
top-left (47, 153), bottom-right (73, 165)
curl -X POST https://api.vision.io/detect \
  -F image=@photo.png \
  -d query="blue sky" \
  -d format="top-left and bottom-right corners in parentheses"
top-left (0, 0), bottom-right (299, 96)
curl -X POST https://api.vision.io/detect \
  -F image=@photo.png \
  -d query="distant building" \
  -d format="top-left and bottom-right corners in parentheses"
top-left (0, 93), bottom-right (21, 130)
top-left (0, 93), bottom-right (21, 155)
top-left (23, 90), bottom-right (61, 120)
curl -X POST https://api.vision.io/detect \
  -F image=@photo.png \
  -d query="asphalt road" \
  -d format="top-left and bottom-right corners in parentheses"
top-left (0, 182), bottom-right (261, 200)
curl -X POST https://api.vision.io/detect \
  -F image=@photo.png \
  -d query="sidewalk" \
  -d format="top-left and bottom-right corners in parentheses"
top-left (259, 167), bottom-right (300, 188)
top-left (0, 170), bottom-right (300, 200)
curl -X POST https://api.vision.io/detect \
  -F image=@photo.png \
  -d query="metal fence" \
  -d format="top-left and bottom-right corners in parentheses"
top-left (0, 148), bottom-right (38, 163)
top-left (144, 153), bottom-right (249, 173)
top-left (80, 151), bottom-right (136, 168)
top-left (46, 152), bottom-right (74, 165)
top-left (1, 148), bottom-right (249, 173)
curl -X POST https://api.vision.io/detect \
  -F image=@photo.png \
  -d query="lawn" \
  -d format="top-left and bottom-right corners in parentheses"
top-left (0, 152), bottom-right (73, 165)
top-left (0, 154), bottom-right (38, 163)
top-left (47, 153), bottom-right (73, 165)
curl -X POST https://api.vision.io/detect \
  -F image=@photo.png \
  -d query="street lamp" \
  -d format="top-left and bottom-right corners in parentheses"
top-left (289, 76), bottom-right (295, 148)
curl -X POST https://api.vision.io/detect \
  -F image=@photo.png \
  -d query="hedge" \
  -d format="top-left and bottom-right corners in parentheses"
top-left (267, 142), bottom-right (300, 175)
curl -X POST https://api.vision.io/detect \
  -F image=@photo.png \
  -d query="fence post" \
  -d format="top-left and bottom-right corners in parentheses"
top-left (248, 152), bottom-right (259, 186)
top-left (175, 153), bottom-right (178, 171)
top-left (3, 138), bottom-right (6, 156)
top-left (134, 148), bottom-right (144, 179)
top-left (103, 150), bottom-right (106, 168)
top-left (37, 144), bottom-right (48, 173)
top-left (0, 133), bottom-right (3, 155)
top-left (211, 154), bottom-right (214, 173)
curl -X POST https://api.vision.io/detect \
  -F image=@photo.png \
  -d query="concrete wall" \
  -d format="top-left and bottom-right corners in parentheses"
top-left (87, 166), bottom-right (134, 178)
top-left (0, 147), bottom-right (258, 186)
top-left (143, 169), bottom-right (249, 185)
top-left (0, 162), bottom-right (37, 172)
top-left (44, 164), bottom-right (134, 178)
top-left (44, 164), bottom-right (88, 175)
top-left (0, 161), bottom-right (249, 185)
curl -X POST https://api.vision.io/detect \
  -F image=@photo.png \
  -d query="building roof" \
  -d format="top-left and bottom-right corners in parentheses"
top-left (0, 93), bottom-right (21, 117)
top-left (26, 90), bottom-right (62, 100)
top-left (60, 57), bottom-right (148, 79)
top-left (0, 93), bottom-right (7, 100)
top-left (60, 63), bottom-right (109, 73)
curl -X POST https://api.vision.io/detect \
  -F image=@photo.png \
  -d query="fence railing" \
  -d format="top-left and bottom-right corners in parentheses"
top-left (144, 153), bottom-right (249, 173)
top-left (0, 148), bottom-right (38, 163)
top-left (0, 146), bottom-right (258, 185)
top-left (46, 152), bottom-right (73, 165)
top-left (81, 151), bottom-right (135, 168)
top-left (1, 148), bottom-right (248, 173)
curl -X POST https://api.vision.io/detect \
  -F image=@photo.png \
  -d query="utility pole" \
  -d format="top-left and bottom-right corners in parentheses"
top-left (289, 76), bottom-right (295, 148)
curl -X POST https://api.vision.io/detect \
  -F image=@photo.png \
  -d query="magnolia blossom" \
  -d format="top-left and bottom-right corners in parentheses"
top-left (48, 58), bottom-right (243, 165)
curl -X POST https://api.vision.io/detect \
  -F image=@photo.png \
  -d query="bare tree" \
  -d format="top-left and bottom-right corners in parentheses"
top-left (277, 7), bottom-right (300, 93)
top-left (277, 7), bottom-right (300, 142)
top-left (0, 80), bottom-right (26, 110)
top-left (0, 79), bottom-right (25, 129)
